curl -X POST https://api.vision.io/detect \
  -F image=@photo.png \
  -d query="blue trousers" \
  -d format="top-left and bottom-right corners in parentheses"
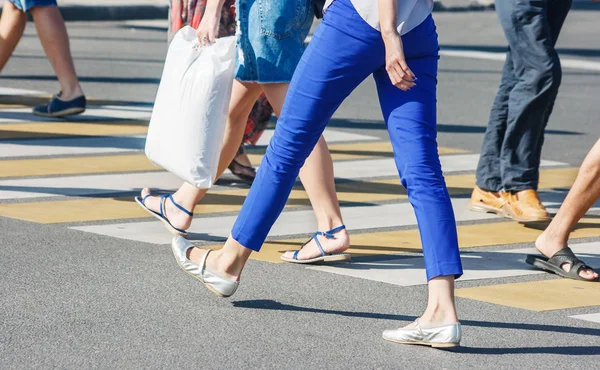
top-left (476, 0), bottom-right (571, 192)
top-left (231, 0), bottom-right (463, 281)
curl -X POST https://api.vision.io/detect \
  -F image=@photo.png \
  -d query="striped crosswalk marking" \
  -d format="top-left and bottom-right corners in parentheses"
top-left (1, 101), bottom-right (599, 313)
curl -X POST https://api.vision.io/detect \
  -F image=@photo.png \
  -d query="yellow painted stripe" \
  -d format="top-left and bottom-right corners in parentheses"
top-left (0, 154), bottom-right (158, 178)
top-left (0, 168), bottom-right (581, 223)
top-left (0, 104), bottom-right (27, 109)
top-left (456, 279), bottom-right (600, 311)
top-left (0, 143), bottom-right (466, 178)
top-left (247, 142), bottom-right (467, 164)
top-left (0, 121), bottom-right (147, 139)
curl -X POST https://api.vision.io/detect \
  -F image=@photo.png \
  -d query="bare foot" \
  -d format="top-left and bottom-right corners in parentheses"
top-left (139, 188), bottom-right (193, 231)
top-left (281, 228), bottom-right (350, 261)
top-left (535, 231), bottom-right (598, 280)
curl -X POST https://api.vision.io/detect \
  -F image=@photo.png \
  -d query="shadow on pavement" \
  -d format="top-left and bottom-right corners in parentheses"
top-left (232, 299), bottom-right (600, 355)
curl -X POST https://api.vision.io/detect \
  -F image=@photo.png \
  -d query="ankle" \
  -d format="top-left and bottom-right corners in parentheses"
top-left (420, 305), bottom-right (458, 326)
top-left (536, 229), bottom-right (567, 255)
top-left (59, 85), bottom-right (84, 100)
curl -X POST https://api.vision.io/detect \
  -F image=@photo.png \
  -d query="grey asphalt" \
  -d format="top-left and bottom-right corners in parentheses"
top-left (1, 7), bottom-right (600, 370)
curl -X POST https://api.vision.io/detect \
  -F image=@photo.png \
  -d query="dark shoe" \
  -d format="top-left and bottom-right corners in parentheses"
top-left (228, 159), bottom-right (256, 184)
top-left (526, 247), bottom-right (598, 281)
top-left (32, 93), bottom-right (86, 118)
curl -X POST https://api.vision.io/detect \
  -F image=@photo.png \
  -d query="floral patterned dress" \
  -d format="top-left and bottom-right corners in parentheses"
top-left (169, 0), bottom-right (273, 147)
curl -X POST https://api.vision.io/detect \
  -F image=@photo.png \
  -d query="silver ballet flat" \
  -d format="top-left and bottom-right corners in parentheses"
top-left (382, 319), bottom-right (461, 348)
top-left (171, 236), bottom-right (239, 297)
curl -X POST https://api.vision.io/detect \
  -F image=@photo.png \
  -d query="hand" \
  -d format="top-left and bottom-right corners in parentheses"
top-left (196, 11), bottom-right (220, 45)
top-left (382, 31), bottom-right (416, 91)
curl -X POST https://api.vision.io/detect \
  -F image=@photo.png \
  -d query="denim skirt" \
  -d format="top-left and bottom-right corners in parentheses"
top-left (8, 0), bottom-right (57, 11)
top-left (235, 0), bottom-right (313, 83)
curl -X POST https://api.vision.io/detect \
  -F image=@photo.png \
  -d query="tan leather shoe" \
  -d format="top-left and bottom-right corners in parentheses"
top-left (502, 189), bottom-right (551, 222)
top-left (468, 186), bottom-right (507, 216)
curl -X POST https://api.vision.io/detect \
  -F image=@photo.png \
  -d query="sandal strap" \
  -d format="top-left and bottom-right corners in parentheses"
top-left (159, 194), bottom-right (168, 218)
top-left (313, 233), bottom-right (326, 257)
top-left (315, 225), bottom-right (346, 239)
top-left (141, 193), bottom-right (152, 205)
top-left (293, 250), bottom-right (300, 260)
top-left (548, 247), bottom-right (593, 277)
top-left (167, 194), bottom-right (194, 217)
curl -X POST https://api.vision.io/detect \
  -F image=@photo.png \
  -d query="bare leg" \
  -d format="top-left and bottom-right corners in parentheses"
top-left (30, 6), bottom-right (83, 100)
top-left (0, 2), bottom-right (27, 72)
top-left (192, 83), bottom-right (349, 274)
top-left (262, 83), bottom-right (349, 260)
top-left (141, 81), bottom-right (262, 230)
top-left (535, 139), bottom-right (600, 280)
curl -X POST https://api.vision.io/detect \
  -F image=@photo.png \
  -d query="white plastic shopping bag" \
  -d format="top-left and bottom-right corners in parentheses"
top-left (145, 26), bottom-right (236, 188)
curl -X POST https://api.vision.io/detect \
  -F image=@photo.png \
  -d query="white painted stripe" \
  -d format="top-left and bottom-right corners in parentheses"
top-left (0, 128), bottom-right (377, 158)
top-left (308, 242), bottom-right (600, 287)
top-left (0, 154), bottom-right (565, 200)
top-left (0, 171), bottom-right (183, 200)
top-left (254, 129), bottom-right (378, 146)
top-left (0, 135), bottom-right (146, 158)
top-left (0, 105), bottom-right (152, 123)
top-left (71, 195), bottom-right (587, 246)
top-left (0, 87), bottom-right (47, 96)
top-left (71, 198), bottom-right (499, 245)
top-left (570, 313), bottom-right (600, 324)
top-left (329, 155), bottom-right (564, 180)
top-left (439, 49), bottom-right (600, 72)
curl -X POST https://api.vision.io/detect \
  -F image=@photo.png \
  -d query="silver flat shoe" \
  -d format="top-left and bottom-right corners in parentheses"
top-left (382, 319), bottom-right (461, 348)
top-left (171, 236), bottom-right (239, 297)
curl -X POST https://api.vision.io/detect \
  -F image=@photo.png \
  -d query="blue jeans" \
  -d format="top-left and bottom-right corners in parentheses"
top-left (8, 0), bottom-right (57, 12)
top-left (476, 0), bottom-right (571, 192)
top-left (231, 0), bottom-right (463, 281)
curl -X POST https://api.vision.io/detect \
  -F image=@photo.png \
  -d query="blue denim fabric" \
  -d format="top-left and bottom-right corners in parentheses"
top-left (234, 0), bottom-right (314, 83)
top-left (475, 0), bottom-right (571, 192)
top-left (8, 0), bottom-right (57, 11)
top-left (231, 0), bottom-right (463, 281)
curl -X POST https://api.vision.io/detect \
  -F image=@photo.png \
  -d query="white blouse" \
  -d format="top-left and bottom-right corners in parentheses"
top-left (323, 0), bottom-right (434, 35)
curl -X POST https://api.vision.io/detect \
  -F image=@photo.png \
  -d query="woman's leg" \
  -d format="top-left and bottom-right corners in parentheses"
top-left (141, 80), bottom-right (262, 230)
top-left (0, 2), bottom-right (27, 72)
top-left (373, 20), bottom-right (462, 327)
top-left (186, 0), bottom-right (380, 279)
top-left (261, 83), bottom-right (349, 259)
top-left (30, 6), bottom-right (83, 100)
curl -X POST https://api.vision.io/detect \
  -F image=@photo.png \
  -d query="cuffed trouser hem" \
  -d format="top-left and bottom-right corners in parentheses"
top-left (425, 262), bottom-right (464, 281)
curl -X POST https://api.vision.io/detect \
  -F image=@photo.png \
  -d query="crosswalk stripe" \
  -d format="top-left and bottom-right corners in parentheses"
top-left (0, 129), bottom-right (379, 159)
top-left (0, 105), bottom-right (152, 123)
top-left (0, 135), bottom-right (146, 159)
top-left (570, 313), bottom-right (600, 324)
top-left (0, 153), bottom-right (520, 200)
top-left (456, 277), bottom-right (600, 311)
top-left (0, 145), bottom-right (466, 178)
top-left (246, 142), bottom-right (467, 164)
top-left (0, 168), bottom-right (579, 223)
top-left (245, 216), bottom-right (600, 263)
top-left (308, 242), bottom-right (600, 290)
top-left (0, 122), bottom-right (148, 139)
top-left (70, 192), bottom-right (593, 247)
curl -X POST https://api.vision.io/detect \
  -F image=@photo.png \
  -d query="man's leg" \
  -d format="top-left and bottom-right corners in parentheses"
top-left (535, 139), bottom-right (600, 280)
top-left (0, 1), bottom-right (27, 72)
top-left (30, 5), bottom-right (83, 100)
top-left (491, 0), bottom-right (565, 221)
top-left (470, 49), bottom-right (517, 216)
